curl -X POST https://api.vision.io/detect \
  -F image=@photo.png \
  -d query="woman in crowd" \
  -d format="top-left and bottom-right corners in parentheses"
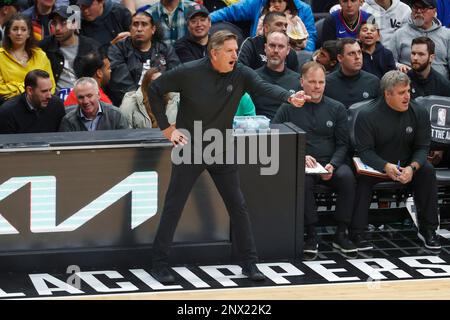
top-left (0, 13), bottom-right (55, 103)
top-left (120, 67), bottom-right (178, 129)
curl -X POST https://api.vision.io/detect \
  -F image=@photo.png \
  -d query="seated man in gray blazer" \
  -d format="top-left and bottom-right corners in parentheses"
top-left (59, 77), bottom-right (129, 132)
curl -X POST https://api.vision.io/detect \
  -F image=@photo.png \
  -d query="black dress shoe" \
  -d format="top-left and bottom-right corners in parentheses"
top-left (241, 263), bottom-right (265, 281)
top-left (151, 266), bottom-right (175, 284)
top-left (417, 228), bottom-right (441, 250)
top-left (303, 236), bottom-right (319, 254)
top-left (332, 232), bottom-right (357, 253)
top-left (350, 232), bottom-right (373, 251)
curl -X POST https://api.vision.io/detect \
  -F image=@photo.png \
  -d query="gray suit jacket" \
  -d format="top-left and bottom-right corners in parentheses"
top-left (59, 102), bottom-right (129, 132)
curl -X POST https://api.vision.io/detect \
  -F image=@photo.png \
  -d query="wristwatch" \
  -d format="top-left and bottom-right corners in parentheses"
top-left (288, 93), bottom-right (295, 104)
top-left (408, 165), bottom-right (417, 173)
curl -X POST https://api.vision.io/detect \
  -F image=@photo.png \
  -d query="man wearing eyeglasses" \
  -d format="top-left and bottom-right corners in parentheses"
top-left (39, 6), bottom-right (100, 100)
top-left (386, 0), bottom-right (450, 79)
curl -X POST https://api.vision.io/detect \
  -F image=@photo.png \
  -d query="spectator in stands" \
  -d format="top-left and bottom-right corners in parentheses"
top-left (313, 40), bottom-right (338, 74)
top-left (320, 0), bottom-right (372, 47)
top-left (145, 0), bottom-right (197, 46)
top-left (120, 67), bottom-right (177, 128)
top-left (436, 0), bottom-right (449, 28)
top-left (408, 36), bottom-right (450, 99)
top-left (174, 3), bottom-right (210, 63)
top-left (273, 61), bottom-right (357, 255)
top-left (256, 0), bottom-right (308, 51)
top-left (202, 0), bottom-right (252, 40)
top-left (0, 14), bottom-right (55, 103)
top-left (361, 0), bottom-right (411, 46)
top-left (387, 0), bottom-right (450, 79)
top-left (353, 70), bottom-right (441, 250)
top-left (210, 0), bottom-right (316, 51)
top-left (22, 0), bottom-right (56, 41)
top-left (0, 69), bottom-right (65, 133)
top-left (0, 0), bottom-right (19, 44)
top-left (59, 77), bottom-right (128, 131)
top-left (238, 12), bottom-right (299, 72)
top-left (78, 0), bottom-right (132, 51)
top-left (286, 20), bottom-right (308, 52)
top-left (324, 38), bottom-right (380, 108)
top-left (251, 31), bottom-right (300, 119)
top-left (39, 5), bottom-right (100, 100)
top-left (64, 51), bottom-right (112, 106)
top-left (108, 10), bottom-right (180, 106)
top-left (358, 22), bottom-right (396, 78)
top-left (203, 0), bottom-right (238, 13)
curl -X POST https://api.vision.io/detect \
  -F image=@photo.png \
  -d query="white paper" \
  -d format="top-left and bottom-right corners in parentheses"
top-left (305, 162), bottom-right (329, 174)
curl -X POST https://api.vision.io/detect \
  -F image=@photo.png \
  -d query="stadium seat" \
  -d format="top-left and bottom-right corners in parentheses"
top-left (314, 18), bottom-right (325, 49)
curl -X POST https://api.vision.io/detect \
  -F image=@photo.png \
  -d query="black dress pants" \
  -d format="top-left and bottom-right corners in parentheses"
top-left (152, 161), bottom-right (258, 267)
top-left (304, 164), bottom-right (356, 227)
top-left (351, 161), bottom-right (439, 233)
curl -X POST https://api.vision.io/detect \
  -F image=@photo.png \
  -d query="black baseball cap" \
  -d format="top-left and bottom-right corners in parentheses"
top-left (408, 0), bottom-right (437, 8)
top-left (50, 6), bottom-right (71, 20)
top-left (186, 3), bottom-right (209, 20)
top-left (77, 0), bottom-right (94, 6)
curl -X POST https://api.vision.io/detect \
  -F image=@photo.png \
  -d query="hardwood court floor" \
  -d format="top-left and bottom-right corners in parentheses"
top-left (68, 278), bottom-right (450, 300)
top-left (75, 224), bottom-right (450, 300)
top-left (20, 222), bottom-right (450, 300)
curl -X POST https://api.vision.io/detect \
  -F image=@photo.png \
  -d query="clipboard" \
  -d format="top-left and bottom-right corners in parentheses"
top-left (353, 157), bottom-right (388, 178)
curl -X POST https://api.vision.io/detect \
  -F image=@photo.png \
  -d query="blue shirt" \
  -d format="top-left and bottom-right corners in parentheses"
top-left (331, 9), bottom-right (372, 39)
top-left (80, 104), bottom-right (103, 131)
top-left (437, 0), bottom-right (450, 28)
top-left (209, 0), bottom-right (317, 51)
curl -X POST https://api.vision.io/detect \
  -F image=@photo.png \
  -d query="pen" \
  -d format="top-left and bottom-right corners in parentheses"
top-left (397, 160), bottom-right (401, 176)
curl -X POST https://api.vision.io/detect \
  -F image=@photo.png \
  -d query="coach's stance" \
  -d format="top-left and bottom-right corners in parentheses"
top-left (147, 30), bottom-right (307, 283)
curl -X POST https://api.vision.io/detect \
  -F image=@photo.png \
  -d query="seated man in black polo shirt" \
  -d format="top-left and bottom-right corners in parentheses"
top-left (353, 70), bottom-right (441, 250)
top-left (408, 36), bottom-right (450, 100)
top-left (0, 69), bottom-right (65, 133)
top-left (324, 38), bottom-right (380, 108)
top-left (273, 61), bottom-right (358, 255)
top-left (408, 36), bottom-right (450, 170)
top-left (252, 31), bottom-right (300, 120)
top-left (238, 11), bottom-right (299, 72)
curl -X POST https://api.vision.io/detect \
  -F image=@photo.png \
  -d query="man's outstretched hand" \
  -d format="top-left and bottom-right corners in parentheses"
top-left (289, 90), bottom-right (312, 107)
